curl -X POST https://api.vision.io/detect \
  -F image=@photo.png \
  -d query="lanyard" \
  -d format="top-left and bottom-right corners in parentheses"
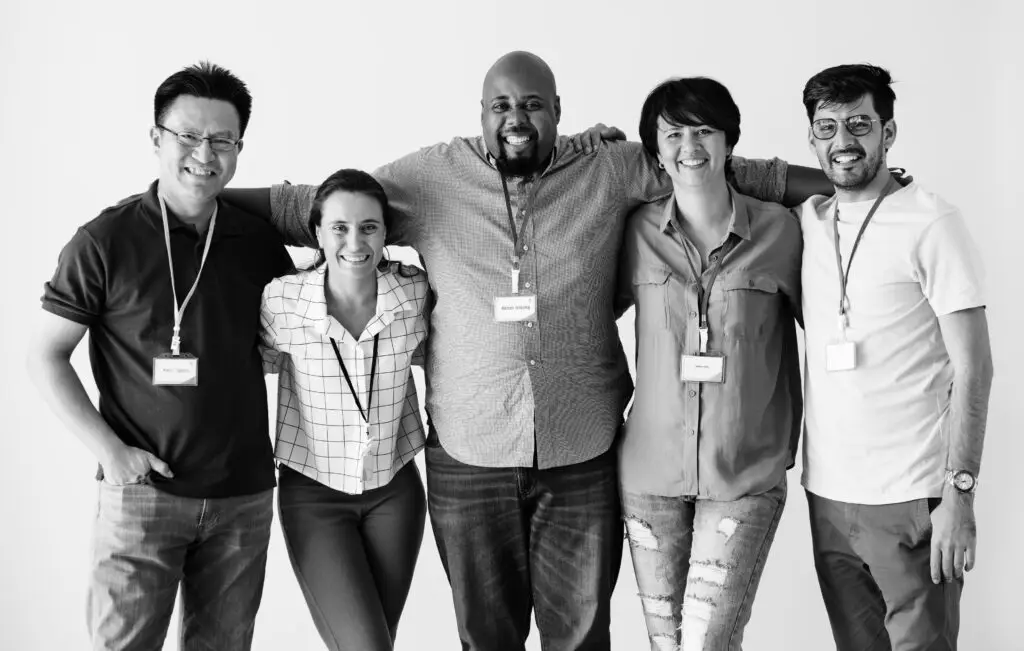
top-left (158, 195), bottom-right (217, 356)
top-left (677, 229), bottom-right (736, 354)
top-left (499, 173), bottom-right (535, 294)
top-left (329, 334), bottom-right (379, 425)
top-left (831, 177), bottom-right (898, 330)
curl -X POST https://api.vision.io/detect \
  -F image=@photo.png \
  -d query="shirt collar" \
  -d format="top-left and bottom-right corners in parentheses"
top-left (659, 185), bottom-right (751, 242)
top-left (141, 180), bottom-right (244, 237)
top-left (299, 262), bottom-right (413, 342)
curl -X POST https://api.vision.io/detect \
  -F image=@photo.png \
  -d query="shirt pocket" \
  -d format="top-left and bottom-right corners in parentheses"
top-left (721, 273), bottom-right (781, 340)
top-left (632, 265), bottom-right (671, 330)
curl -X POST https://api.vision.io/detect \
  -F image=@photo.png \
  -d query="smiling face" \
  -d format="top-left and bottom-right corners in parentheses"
top-left (151, 95), bottom-right (241, 209)
top-left (316, 191), bottom-right (387, 279)
top-left (656, 115), bottom-right (732, 190)
top-left (481, 54), bottom-right (560, 177)
top-left (809, 93), bottom-right (896, 195)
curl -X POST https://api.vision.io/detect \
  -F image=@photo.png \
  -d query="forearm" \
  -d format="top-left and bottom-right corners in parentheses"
top-left (783, 164), bottom-right (833, 207)
top-left (28, 354), bottom-right (124, 463)
top-left (945, 358), bottom-right (994, 478)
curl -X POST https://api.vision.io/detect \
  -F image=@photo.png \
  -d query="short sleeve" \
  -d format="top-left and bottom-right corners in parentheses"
top-left (914, 210), bottom-right (986, 316)
top-left (373, 150), bottom-right (423, 247)
top-left (41, 228), bottom-right (107, 325)
top-left (731, 156), bottom-right (788, 204)
top-left (611, 141), bottom-right (673, 204)
top-left (270, 183), bottom-right (319, 248)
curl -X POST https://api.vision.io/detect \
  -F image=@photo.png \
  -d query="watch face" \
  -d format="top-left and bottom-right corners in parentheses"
top-left (953, 471), bottom-right (976, 491)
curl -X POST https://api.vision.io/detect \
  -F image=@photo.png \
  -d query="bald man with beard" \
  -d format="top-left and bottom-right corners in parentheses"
top-left (228, 50), bottom-right (827, 650)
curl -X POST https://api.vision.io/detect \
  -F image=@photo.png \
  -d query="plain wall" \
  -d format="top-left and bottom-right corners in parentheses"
top-left (1, 0), bottom-right (1020, 649)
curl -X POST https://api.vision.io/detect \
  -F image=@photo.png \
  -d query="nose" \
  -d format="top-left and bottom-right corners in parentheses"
top-left (191, 139), bottom-right (216, 164)
top-left (505, 106), bottom-right (527, 128)
top-left (680, 130), bottom-right (702, 152)
top-left (834, 124), bottom-right (858, 148)
top-left (343, 227), bottom-right (362, 250)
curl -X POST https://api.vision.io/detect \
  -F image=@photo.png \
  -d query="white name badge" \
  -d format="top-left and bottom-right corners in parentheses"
top-left (493, 295), bottom-right (537, 322)
top-left (153, 354), bottom-right (199, 386)
top-left (681, 354), bottom-right (725, 383)
top-left (825, 341), bottom-right (857, 372)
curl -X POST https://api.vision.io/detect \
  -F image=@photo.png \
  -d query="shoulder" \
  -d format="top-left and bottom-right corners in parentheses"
top-left (79, 193), bottom-right (148, 243)
top-left (264, 266), bottom-right (317, 300)
top-left (741, 194), bottom-right (801, 242)
top-left (219, 201), bottom-right (288, 244)
top-left (888, 181), bottom-right (961, 224)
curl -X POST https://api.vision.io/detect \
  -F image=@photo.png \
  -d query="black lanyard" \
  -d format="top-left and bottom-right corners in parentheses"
top-left (499, 173), bottom-right (537, 268)
top-left (832, 177), bottom-right (898, 321)
top-left (328, 334), bottom-right (379, 424)
top-left (674, 219), bottom-right (736, 354)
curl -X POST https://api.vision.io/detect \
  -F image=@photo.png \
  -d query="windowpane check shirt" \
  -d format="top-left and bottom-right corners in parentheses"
top-left (260, 262), bottom-right (428, 493)
top-left (618, 189), bottom-right (803, 499)
top-left (269, 137), bottom-right (787, 469)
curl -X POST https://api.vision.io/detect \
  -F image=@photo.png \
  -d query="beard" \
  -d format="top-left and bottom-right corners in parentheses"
top-left (495, 143), bottom-right (544, 178)
top-left (824, 144), bottom-right (886, 192)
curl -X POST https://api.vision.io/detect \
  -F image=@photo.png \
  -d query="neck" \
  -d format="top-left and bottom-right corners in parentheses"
top-left (835, 166), bottom-right (893, 204)
top-left (159, 185), bottom-right (216, 231)
top-left (672, 179), bottom-right (732, 231)
top-left (325, 265), bottom-right (377, 312)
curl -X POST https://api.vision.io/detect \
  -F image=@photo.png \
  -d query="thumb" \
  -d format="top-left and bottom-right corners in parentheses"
top-left (146, 453), bottom-right (174, 478)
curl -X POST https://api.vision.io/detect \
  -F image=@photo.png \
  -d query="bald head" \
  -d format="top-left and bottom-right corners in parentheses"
top-left (481, 51), bottom-right (561, 177)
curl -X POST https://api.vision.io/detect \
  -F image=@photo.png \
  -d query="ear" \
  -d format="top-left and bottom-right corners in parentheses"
top-left (882, 119), bottom-right (897, 153)
top-left (150, 126), bottom-right (161, 150)
top-left (554, 95), bottom-right (561, 124)
top-left (236, 140), bottom-right (244, 154)
top-left (314, 224), bottom-right (323, 249)
top-left (726, 144), bottom-right (734, 158)
top-left (806, 125), bottom-right (817, 154)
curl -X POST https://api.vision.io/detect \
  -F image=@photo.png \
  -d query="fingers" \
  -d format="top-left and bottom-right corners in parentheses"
top-left (146, 453), bottom-right (175, 478)
top-left (571, 137), bottom-right (583, 154)
top-left (964, 546), bottom-right (976, 573)
top-left (606, 126), bottom-right (627, 141)
top-left (941, 542), bottom-right (954, 583)
top-left (930, 540), bottom-right (942, 584)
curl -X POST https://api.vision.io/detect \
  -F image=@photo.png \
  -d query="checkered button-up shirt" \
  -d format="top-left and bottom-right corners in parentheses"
top-left (270, 137), bottom-right (786, 469)
top-left (260, 261), bottom-right (428, 493)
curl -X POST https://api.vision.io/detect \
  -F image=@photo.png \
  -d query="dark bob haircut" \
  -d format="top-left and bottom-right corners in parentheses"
top-left (802, 64), bottom-right (896, 123)
top-left (308, 169), bottom-right (393, 270)
top-left (638, 77), bottom-right (741, 160)
top-left (154, 61), bottom-right (253, 138)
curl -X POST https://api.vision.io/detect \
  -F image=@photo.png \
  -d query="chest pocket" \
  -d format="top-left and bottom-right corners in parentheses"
top-left (632, 265), bottom-right (671, 330)
top-left (721, 273), bottom-right (781, 340)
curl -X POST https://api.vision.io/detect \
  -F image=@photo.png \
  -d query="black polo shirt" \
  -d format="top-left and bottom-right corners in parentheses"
top-left (42, 181), bottom-right (293, 498)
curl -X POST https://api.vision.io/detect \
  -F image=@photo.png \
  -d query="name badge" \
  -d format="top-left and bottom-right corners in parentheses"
top-left (494, 295), bottom-right (537, 322)
top-left (153, 353), bottom-right (199, 386)
top-left (825, 341), bottom-right (857, 372)
top-left (681, 354), bottom-right (725, 383)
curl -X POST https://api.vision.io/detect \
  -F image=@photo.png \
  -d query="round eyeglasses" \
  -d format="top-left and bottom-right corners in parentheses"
top-left (811, 115), bottom-right (885, 140)
top-left (156, 125), bottom-right (241, 152)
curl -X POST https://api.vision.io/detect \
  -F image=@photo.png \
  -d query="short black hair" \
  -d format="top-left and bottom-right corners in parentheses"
top-left (639, 77), bottom-right (741, 159)
top-left (308, 169), bottom-right (392, 270)
top-left (154, 61), bottom-right (253, 137)
top-left (802, 64), bottom-right (896, 122)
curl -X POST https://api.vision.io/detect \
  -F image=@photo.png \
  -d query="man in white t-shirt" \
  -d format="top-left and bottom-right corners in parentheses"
top-left (798, 64), bottom-right (993, 650)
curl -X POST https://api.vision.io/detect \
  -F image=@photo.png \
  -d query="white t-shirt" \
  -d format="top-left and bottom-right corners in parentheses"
top-left (800, 181), bottom-right (985, 505)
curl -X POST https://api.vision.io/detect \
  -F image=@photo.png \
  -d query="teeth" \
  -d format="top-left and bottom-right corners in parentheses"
top-left (680, 159), bottom-right (706, 167)
top-left (186, 167), bottom-right (214, 176)
top-left (342, 255), bottom-right (370, 262)
top-left (833, 154), bottom-right (860, 164)
top-left (505, 135), bottom-right (530, 145)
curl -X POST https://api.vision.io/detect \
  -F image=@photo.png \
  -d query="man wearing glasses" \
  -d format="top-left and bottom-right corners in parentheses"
top-left (27, 62), bottom-right (292, 650)
top-left (798, 64), bottom-right (993, 649)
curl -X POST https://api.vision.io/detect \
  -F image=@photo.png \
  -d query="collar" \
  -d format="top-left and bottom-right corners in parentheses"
top-left (141, 180), bottom-right (244, 237)
top-left (660, 185), bottom-right (751, 242)
top-left (299, 262), bottom-right (414, 342)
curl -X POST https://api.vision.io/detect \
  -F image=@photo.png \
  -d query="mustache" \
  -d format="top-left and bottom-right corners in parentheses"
top-left (830, 146), bottom-right (866, 158)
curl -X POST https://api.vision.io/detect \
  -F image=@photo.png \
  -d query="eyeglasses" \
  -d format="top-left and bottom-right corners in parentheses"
top-left (810, 115), bottom-right (885, 140)
top-left (156, 125), bottom-right (241, 152)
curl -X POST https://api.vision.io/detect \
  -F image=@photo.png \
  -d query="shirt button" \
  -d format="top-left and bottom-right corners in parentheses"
top-left (526, 322), bottom-right (534, 328)
top-left (522, 244), bottom-right (529, 251)
top-left (689, 428), bottom-right (696, 436)
top-left (710, 255), bottom-right (719, 262)
top-left (688, 390), bottom-right (696, 397)
top-left (689, 311), bottom-right (698, 318)
top-left (529, 359), bottom-right (536, 366)
top-left (524, 282), bottom-right (531, 289)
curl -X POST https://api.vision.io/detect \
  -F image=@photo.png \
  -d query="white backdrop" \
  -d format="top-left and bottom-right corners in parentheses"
top-left (1, 1), bottom-right (1020, 649)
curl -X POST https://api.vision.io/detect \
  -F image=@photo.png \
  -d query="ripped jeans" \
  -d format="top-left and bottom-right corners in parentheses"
top-left (621, 476), bottom-right (787, 651)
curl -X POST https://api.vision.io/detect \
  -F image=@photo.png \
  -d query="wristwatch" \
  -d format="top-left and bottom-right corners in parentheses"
top-left (944, 468), bottom-right (978, 494)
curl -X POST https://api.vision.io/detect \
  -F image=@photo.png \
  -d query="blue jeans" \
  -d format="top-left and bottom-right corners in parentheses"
top-left (278, 462), bottom-right (426, 651)
top-left (807, 491), bottom-right (962, 651)
top-left (622, 476), bottom-right (787, 651)
top-left (87, 480), bottom-right (273, 650)
top-left (425, 432), bottom-right (622, 651)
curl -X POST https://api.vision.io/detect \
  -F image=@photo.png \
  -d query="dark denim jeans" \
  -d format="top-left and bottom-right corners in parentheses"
top-left (277, 462), bottom-right (426, 651)
top-left (424, 432), bottom-right (622, 651)
top-left (621, 477), bottom-right (787, 651)
top-left (807, 491), bottom-right (963, 651)
top-left (87, 480), bottom-right (273, 651)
